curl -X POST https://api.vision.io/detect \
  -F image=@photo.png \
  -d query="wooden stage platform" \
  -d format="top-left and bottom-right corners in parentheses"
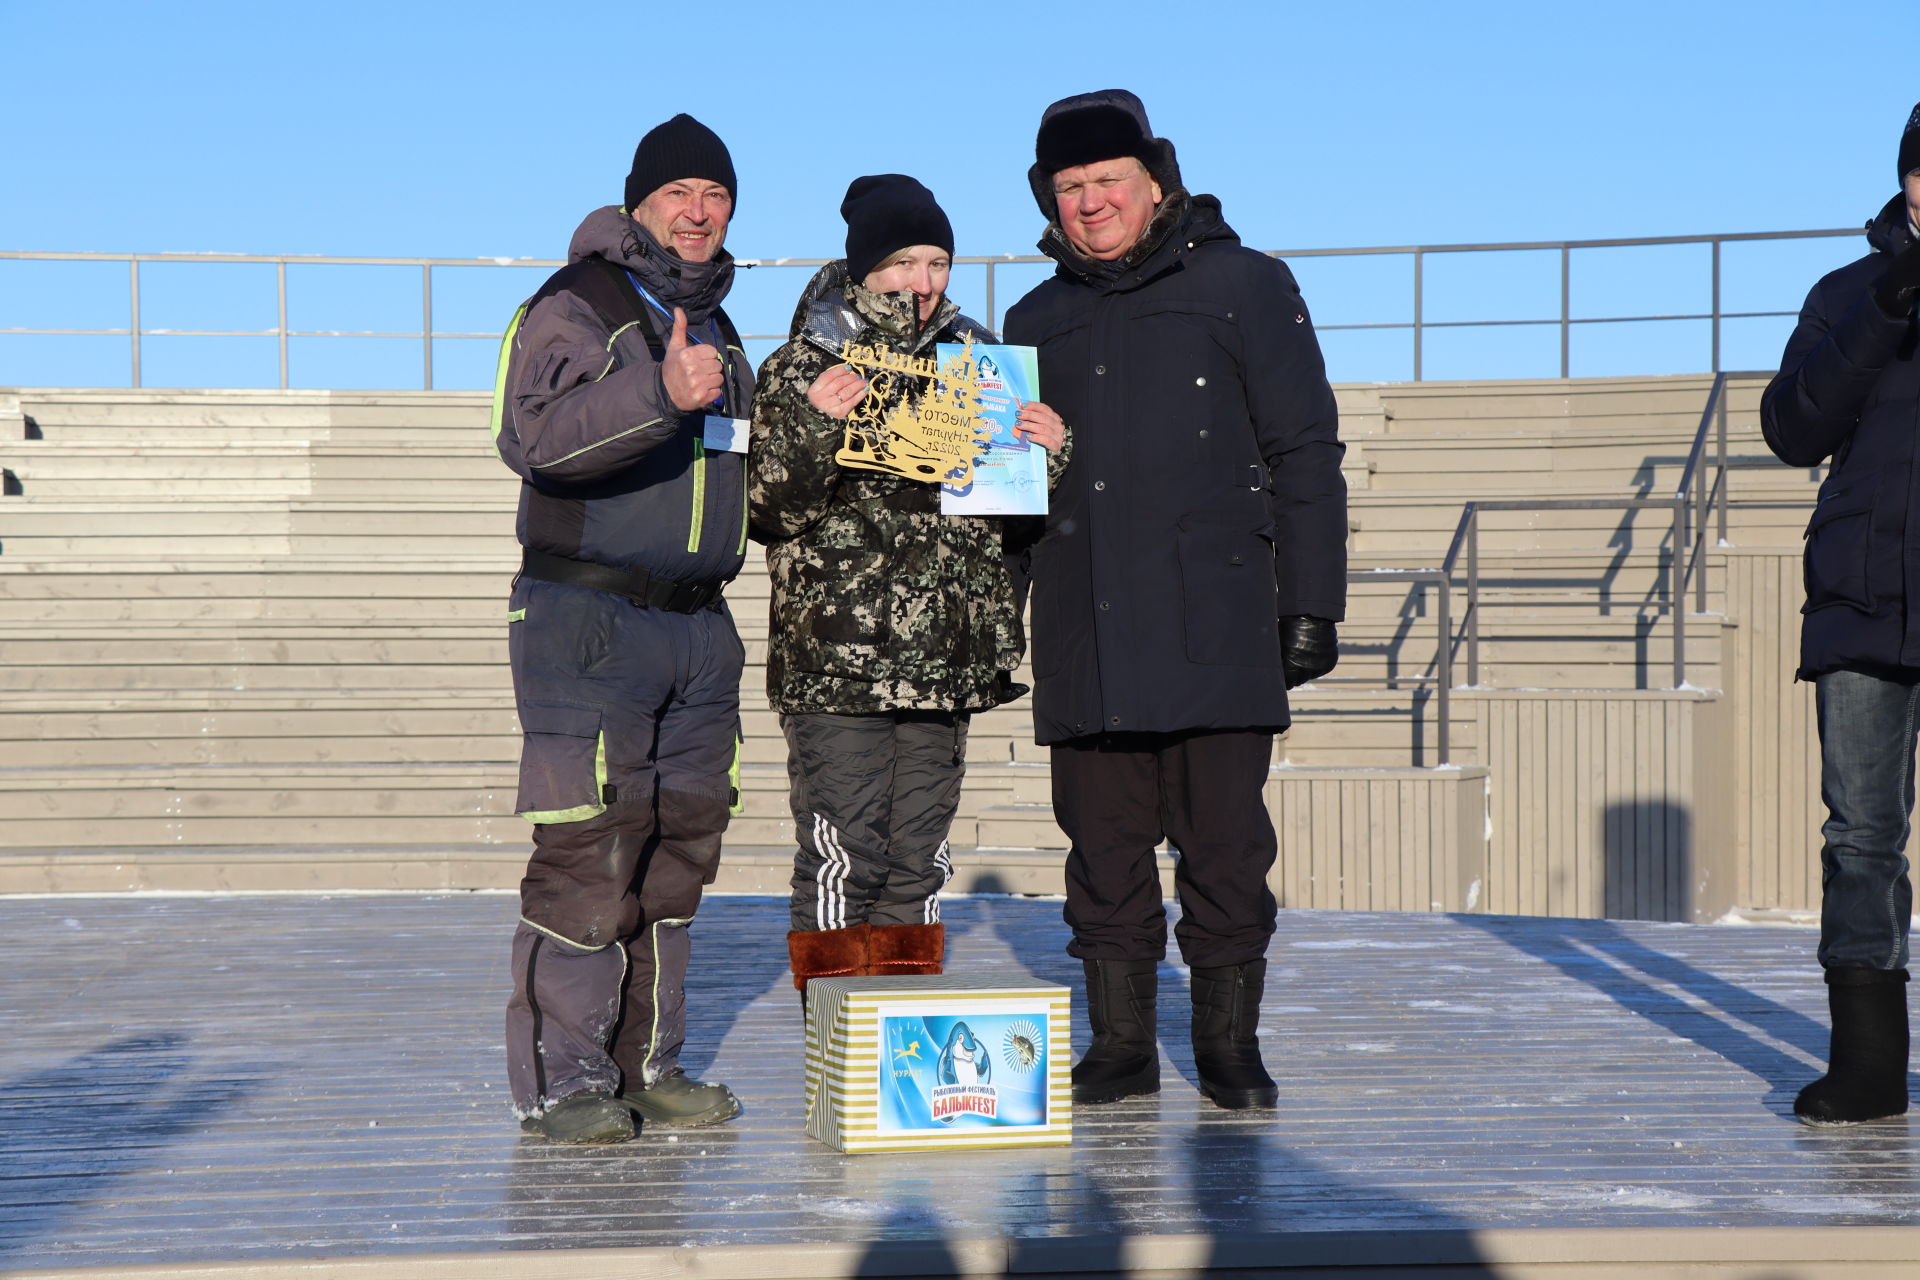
top-left (2, 890), bottom-right (1918, 1278)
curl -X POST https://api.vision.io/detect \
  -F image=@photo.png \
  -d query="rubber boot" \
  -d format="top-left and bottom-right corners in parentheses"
top-left (870, 922), bottom-right (945, 976)
top-left (524, 1090), bottom-right (634, 1144)
top-left (620, 1069), bottom-right (741, 1128)
top-left (1795, 966), bottom-right (1910, 1125)
top-left (1073, 958), bottom-right (1160, 1105)
top-left (1190, 959), bottom-right (1279, 1110)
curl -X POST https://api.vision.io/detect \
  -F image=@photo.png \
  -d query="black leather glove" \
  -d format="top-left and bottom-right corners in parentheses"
top-left (1873, 241), bottom-right (1920, 318)
top-left (1279, 615), bottom-right (1338, 689)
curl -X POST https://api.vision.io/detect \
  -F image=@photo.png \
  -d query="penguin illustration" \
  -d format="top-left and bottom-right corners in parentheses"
top-left (937, 1022), bottom-right (991, 1086)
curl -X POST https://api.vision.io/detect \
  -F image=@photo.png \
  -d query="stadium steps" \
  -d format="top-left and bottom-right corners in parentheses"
top-left (0, 758), bottom-right (1066, 854)
top-left (0, 380), bottom-right (1806, 861)
top-left (1356, 372), bottom-right (1768, 433)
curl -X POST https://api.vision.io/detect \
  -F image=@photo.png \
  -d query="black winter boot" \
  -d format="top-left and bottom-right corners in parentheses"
top-left (1795, 967), bottom-right (1910, 1125)
top-left (1073, 959), bottom-right (1160, 1104)
top-left (1190, 959), bottom-right (1278, 1110)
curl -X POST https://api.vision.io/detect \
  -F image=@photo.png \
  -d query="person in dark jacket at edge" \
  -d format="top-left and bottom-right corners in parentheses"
top-left (1761, 103), bottom-right (1920, 1126)
top-left (748, 177), bottom-right (1068, 999)
top-left (492, 115), bottom-right (752, 1144)
top-left (1002, 90), bottom-right (1346, 1110)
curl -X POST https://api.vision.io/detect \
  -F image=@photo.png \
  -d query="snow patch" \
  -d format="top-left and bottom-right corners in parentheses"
top-left (1407, 999), bottom-right (1492, 1014)
top-left (1290, 939), bottom-right (1441, 950)
top-left (1769, 1195), bottom-right (1888, 1216)
top-left (1532, 1185), bottom-right (1710, 1210)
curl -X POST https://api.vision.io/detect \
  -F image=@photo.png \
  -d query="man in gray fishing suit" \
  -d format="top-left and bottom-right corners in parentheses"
top-left (492, 115), bottom-right (752, 1144)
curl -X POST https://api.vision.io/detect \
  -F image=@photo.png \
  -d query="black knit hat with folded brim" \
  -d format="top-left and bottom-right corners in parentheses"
top-left (841, 174), bottom-right (955, 283)
top-left (1901, 102), bottom-right (1920, 184)
top-left (1026, 89), bottom-right (1181, 218)
top-left (625, 114), bottom-right (736, 212)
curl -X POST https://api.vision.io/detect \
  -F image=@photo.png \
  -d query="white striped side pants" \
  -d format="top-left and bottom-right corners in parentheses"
top-left (781, 710), bottom-right (967, 932)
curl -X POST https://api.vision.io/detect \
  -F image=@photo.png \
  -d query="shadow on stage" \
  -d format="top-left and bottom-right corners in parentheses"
top-left (0, 1031), bottom-right (266, 1262)
top-left (1459, 796), bottom-right (1917, 1113)
top-left (493, 888), bottom-right (1506, 1274)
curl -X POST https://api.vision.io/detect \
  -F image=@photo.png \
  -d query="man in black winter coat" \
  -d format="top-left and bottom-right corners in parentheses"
top-left (1003, 90), bottom-right (1346, 1111)
top-left (1761, 102), bottom-right (1920, 1126)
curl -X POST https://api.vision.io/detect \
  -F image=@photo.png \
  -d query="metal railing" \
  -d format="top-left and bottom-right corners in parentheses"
top-left (1458, 369), bottom-right (1751, 689)
top-left (1271, 233), bottom-right (1846, 380)
top-left (0, 251), bottom-right (549, 393)
top-left (1337, 566), bottom-right (1456, 764)
top-left (0, 229), bottom-right (1854, 388)
top-left (1327, 371), bottom-right (1757, 765)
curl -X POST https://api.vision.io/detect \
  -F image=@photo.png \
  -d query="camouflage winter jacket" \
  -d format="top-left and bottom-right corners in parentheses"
top-left (749, 261), bottom-right (1069, 714)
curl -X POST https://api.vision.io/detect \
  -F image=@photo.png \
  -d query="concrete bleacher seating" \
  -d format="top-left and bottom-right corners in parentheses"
top-left (0, 373), bottom-right (1823, 919)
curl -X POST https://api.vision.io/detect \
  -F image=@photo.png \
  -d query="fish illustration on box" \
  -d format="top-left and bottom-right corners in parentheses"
top-left (938, 1022), bottom-right (991, 1086)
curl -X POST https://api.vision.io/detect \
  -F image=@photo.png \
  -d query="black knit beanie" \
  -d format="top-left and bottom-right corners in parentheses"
top-left (624, 115), bottom-right (737, 212)
top-left (1901, 102), bottom-right (1920, 184)
top-left (840, 175), bottom-right (954, 283)
top-left (1026, 89), bottom-right (1181, 218)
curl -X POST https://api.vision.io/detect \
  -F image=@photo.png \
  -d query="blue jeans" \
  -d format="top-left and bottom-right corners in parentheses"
top-left (1815, 668), bottom-right (1918, 970)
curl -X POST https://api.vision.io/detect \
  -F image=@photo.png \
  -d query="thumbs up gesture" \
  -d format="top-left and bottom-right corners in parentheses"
top-left (662, 307), bottom-right (726, 413)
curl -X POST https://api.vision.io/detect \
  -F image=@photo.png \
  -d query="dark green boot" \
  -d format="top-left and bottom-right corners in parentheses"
top-left (622, 1069), bottom-right (742, 1128)
top-left (523, 1090), bottom-right (635, 1144)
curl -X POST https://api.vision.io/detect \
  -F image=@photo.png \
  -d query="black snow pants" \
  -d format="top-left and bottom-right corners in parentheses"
top-left (1051, 728), bottom-right (1278, 967)
top-left (503, 577), bottom-right (742, 1116)
top-left (783, 710), bottom-right (967, 932)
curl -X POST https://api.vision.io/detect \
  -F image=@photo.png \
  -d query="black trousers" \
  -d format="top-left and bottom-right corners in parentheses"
top-left (783, 710), bottom-right (968, 931)
top-left (1051, 729), bottom-right (1278, 967)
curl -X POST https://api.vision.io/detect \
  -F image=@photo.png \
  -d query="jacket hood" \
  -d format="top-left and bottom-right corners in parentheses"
top-left (1037, 191), bottom-right (1236, 292)
top-left (566, 205), bottom-right (735, 324)
top-left (1867, 192), bottom-right (1918, 257)
top-left (787, 259), bottom-right (990, 356)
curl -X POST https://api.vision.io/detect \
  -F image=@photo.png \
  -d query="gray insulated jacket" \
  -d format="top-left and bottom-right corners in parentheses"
top-left (492, 206), bottom-right (754, 586)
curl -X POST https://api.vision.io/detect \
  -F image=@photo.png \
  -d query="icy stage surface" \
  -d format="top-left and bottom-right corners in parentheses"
top-left (2, 891), bottom-right (1917, 1276)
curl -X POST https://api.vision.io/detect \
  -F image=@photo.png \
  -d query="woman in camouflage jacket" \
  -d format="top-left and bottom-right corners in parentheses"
top-left (748, 175), bottom-right (1067, 995)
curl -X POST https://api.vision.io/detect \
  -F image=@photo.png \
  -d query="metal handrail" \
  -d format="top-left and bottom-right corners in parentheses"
top-left (0, 228), bottom-right (1855, 388)
top-left (1455, 373), bottom-right (1759, 691)
top-left (1324, 371), bottom-right (1768, 763)
top-left (1332, 567), bottom-right (1456, 765)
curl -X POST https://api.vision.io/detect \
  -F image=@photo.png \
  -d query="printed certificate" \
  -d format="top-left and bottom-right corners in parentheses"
top-left (937, 343), bottom-right (1047, 516)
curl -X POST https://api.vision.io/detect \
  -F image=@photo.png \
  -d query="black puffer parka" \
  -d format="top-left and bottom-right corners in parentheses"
top-left (1763, 194), bottom-right (1920, 680)
top-left (1003, 193), bottom-right (1346, 744)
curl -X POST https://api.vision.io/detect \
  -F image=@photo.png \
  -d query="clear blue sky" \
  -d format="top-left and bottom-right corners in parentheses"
top-left (1, 0), bottom-right (1911, 388)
